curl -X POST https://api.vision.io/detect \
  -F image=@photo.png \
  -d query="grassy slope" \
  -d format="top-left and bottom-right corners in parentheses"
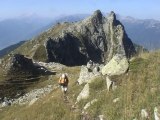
top-left (0, 23), bottom-right (70, 82)
top-left (0, 51), bottom-right (160, 120)
top-left (0, 41), bottom-right (26, 58)
top-left (10, 23), bottom-right (70, 58)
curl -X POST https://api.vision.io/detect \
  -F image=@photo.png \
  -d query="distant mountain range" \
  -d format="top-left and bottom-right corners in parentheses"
top-left (0, 16), bottom-right (53, 50)
top-left (0, 13), bottom-right (160, 52)
top-left (118, 16), bottom-right (160, 50)
top-left (0, 14), bottom-right (89, 50)
top-left (0, 41), bottom-right (26, 58)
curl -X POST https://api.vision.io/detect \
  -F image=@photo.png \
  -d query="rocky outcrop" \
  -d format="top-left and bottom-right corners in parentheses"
top-left (77, 64), bottom-right (102, 85)
top-left (38, 10), bottom-right (136, 66)
top-left (102, 54), bottom-right (129, 76)
top-left (77, 83), bottom-right (90, 102)
top-left (6, 54), bottom-right (51, 78)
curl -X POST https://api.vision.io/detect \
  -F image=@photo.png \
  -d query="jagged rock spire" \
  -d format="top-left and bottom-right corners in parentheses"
top-left (91, 10), bottom-right (103, 24)
top-left (109, 11), bottom-right (116, 19)
top-left (93, 10), bottom-right (103, 18)
top-left (108, 11), bottom-right (117, 24)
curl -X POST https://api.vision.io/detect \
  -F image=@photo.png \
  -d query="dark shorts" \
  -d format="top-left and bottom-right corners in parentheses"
top-left (59, 83), bottom-right (67, 87)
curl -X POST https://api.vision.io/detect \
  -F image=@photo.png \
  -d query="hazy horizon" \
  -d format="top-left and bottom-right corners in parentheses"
top-left (0, 0), bottom-right (160, 20)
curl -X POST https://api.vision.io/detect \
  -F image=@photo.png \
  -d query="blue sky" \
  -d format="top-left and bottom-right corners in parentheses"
top-left (0, 0), bottom-right (160, 20)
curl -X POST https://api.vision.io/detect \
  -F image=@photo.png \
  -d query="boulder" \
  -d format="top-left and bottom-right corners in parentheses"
top-left (98, 115), bottom-right (105, 120)
top-left (102, 54), bottom-right (129, 76)
top-left (154, 107), bottom-right (160, 120)
top-left (77, 65), bottom-right (101, 85)
top-left (113, 98), bottom-right (120, 103)
top-left (106, 76), bottom-right (117, 91)
top-left (77, 83), bottom-right (89, 102)
top-left (141, 109), bottom-right (149, 120)
top-left (83, 99), bottom-right (98, 110)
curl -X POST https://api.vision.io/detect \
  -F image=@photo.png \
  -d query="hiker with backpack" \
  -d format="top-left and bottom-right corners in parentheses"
top-left (58, 73), bottom-right (69, 94)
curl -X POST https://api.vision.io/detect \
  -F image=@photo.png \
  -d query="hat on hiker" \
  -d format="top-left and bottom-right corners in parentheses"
top-left (62, 74), bottom-right (65, 78)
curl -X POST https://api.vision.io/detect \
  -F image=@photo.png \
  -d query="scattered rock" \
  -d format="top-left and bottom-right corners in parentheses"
top-left (1, 102), bottom-right (8, 108)
top-left (141, 109), bottom-right (149, 120)
top-left (154, 107), bottom-right (160, 120)
top-left (77, 65), bottom-right (101, 85)
top-left (102, 54), bottom-right (129, 76)
top-left (86, 60), bottom-right (94, 70)
top-left (106, 76), bottom-right (117, 91)
top-left (36, 61), bottom-right (64, 71)
top-left (77, 83), bottom-right (90, 102)
top-left (113, 98), bottom-right (120, 103)
top-left (29, 98), bottom-right (38, 106)
top-left (83, 99), bottom-right (98, 110)
top-left (98, 115), bottom-right (105, 120)
top-left (0, 97), bottom-right (12, 108)
top-left (13, 85), bottom-right (53, 105)
top-left (93, 65), bottom-right (100, 73)
top-left (81, 111), bottom-right (91, 120)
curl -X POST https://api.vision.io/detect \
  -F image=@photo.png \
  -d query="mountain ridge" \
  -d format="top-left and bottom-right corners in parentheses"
top-left (9, 10), bottom-right (136, 66)
top-left (1, 12), bottom-right (160, 51)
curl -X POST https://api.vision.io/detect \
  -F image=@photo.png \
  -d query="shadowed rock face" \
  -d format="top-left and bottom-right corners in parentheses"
top-left (46, 34), bottom-right (88, 66)
top-left (8, 54), bottom-right (35, 74)
top-left (7, 54), bottom-right (52, 78)
top-left (38, 10), bottom-right (136, 66)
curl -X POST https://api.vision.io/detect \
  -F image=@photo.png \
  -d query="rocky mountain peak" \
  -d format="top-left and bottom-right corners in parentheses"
top-left (90, 10), bottom-right (103, 25)
top-left (108, 11), bottom-right (117, 22)
top-left (93, 10), bottom-right (103, 19)
top-left (9, 10), bottom-right (136, 66)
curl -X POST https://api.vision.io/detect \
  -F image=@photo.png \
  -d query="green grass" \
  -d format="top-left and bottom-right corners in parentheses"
top-left (1, 51), bottom-right (160, 119)
top-left (9, 23), bottom-right (70, 58)
top-left (32, 45), bottom-right (48, 62)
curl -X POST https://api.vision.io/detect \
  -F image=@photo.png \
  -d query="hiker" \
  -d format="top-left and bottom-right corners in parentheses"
top-left (58, 73), bottom-right (69, 94)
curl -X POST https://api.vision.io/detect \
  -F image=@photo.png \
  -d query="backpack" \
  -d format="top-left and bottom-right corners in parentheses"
top-left (59, 76), bottom-right (68, 85)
